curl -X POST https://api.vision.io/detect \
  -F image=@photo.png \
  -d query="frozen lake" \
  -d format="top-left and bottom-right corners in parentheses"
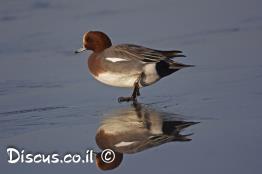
top-left (0, 0), bottom-right (262, 173)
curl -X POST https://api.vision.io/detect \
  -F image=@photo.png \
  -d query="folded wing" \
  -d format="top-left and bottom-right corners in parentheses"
top-left (105, 44), bottom-right (186, 63)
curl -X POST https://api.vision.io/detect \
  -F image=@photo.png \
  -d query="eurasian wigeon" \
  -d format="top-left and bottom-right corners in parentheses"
top-left (75, 31), bottom-right (193, 102)
top-left (94, 103), bottom-right (199, 170)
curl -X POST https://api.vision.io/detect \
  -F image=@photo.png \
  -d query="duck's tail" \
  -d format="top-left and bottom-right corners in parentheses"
top-left (169, 61), bottom-right (195, 70)
top-left (158, 50), bottom-right (186, 58)
top-left (156, 60), bottom-right (194, 77)
top-left (172, 121), bottom-right (199, 142)
top-left (175, 121), bottom-right (200, 131)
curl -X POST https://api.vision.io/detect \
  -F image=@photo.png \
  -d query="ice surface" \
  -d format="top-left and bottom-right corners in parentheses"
top-left (0, 0), bottom-right (262, 173)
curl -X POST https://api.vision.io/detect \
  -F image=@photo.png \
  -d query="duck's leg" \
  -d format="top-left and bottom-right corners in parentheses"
top-left (118, 75), bottom-right (141, 103)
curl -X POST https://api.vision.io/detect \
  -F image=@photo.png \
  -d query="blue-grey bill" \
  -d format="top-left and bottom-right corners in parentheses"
top-left (75, 47), bottom-right (86, 54)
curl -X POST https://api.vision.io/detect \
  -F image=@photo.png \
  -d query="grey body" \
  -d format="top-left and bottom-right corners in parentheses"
top-left (92, 44), bottom-right (189, 87)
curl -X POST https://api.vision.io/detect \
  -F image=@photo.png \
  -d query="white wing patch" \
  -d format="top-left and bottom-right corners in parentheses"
top-left (114, 141), bottom-right (135, 147)
top-left (105, 57), bottom-right (128, 63)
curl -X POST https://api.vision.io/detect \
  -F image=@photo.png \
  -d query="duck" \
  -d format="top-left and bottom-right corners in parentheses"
top-left (75, 31), bottom-right (193, 102)
top-left (94, 103), bottom-right (198, 170)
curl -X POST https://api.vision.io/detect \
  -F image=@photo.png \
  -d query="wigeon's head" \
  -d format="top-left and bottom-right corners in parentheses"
top-left (75, 31), bottom-right (112, 54)
top-left (95, 151), bottom-right (123, 170)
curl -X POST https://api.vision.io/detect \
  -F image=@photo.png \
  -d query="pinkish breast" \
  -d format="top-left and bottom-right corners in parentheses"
top-left (87, 53), bottom-right (105, 76)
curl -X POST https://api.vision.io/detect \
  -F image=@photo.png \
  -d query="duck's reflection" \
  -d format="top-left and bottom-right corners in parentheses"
top-left (95, 103), bottom-right (199, 170)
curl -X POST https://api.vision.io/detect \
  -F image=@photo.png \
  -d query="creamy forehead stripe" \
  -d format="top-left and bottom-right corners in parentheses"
top-left (105, 57), bottom-right (128, 62)
top-left (83, 32), bottom-right (88, 43)
top-left (114, 141), bottom-right (135, 147)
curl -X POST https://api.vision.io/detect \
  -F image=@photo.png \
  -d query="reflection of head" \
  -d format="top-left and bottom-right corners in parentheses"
top-left (95, 151), bottom-right (123, 170)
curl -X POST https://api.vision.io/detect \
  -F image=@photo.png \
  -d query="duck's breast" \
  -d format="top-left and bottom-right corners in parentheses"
top-left (88, 52), bottom-right (144, 87)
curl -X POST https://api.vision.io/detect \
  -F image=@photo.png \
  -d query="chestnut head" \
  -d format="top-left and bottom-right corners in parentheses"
top-left (75, 31), bottom-right (112, 54)
top-left (95, 151), bottom-right (123, 170)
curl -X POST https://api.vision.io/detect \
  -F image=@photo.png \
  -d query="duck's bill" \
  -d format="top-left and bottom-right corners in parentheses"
top-left (74, 47), bottom-right (86, 54)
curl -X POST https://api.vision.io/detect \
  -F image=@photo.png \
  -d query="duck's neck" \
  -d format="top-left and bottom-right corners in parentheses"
top-left (93, 44), bottom-right (110, 53)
